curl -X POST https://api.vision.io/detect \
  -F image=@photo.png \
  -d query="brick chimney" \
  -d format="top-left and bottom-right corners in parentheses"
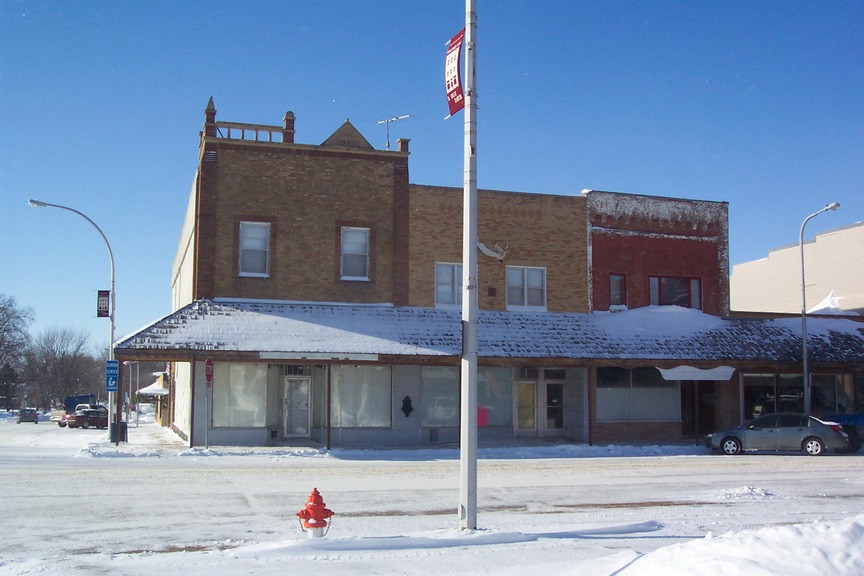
top-left (283, 111), bottom-right (296, 143)
top-left (204, 96), bottom-right (217, 137)
top-left (397, 138), bottom-right (410, 153)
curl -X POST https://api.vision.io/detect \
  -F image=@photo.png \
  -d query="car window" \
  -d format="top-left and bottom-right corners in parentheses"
top-left (750, 415), bottom-right (779, 428)
top-left (778, 414), bottom-right (806, 427)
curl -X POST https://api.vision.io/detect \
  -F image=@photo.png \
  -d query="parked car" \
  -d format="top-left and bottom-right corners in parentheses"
top-left (65, 406), bottom-right (109, 429)
top-left (51, 394), bottom-right (97, 424)
top-left (706, 413), bottom-right (849, 456)
top-left (16, 408), bottom-right (39, 424)
top-left (823, 410), bottom-right (864, 453)
top-left (59, 403), bottom-right (106, 428)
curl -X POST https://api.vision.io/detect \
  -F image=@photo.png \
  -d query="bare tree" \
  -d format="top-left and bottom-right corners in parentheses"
top-left (21, 327), bottom-right (102, 409)
top-left (0, 362), bottom-right (19, 410)
top-left (0, 294), bottom-right (33, 369)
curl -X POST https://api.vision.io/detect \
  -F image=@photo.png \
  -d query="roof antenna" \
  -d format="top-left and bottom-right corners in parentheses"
top-left (377, 114), bottom-right (410, 150)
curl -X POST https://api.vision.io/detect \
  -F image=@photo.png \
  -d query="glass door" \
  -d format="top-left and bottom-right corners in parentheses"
top-left (545, 382), bottom-right (564, 431)
top-left (515, 381), bottom-right (537, 435)
top-left (284, 376), bottom-right (311, 437)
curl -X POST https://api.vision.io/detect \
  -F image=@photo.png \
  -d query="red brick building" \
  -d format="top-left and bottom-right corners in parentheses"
top-left (585, 191), bottom-right (729, 316)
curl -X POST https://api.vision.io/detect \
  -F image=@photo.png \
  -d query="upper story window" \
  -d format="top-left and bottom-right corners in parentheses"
top-left (506, 266), bottom-right (546, 310)
top-left (610, 274), bottom-right (627, 307)
top-left (650, 276), bottom-right (701, 309)
top-left (238, 221), bottom-right (270, 277)
top-left (435, 263), bottom-right (462, 307)
top-left (340, 226), bottom-right (370, 281)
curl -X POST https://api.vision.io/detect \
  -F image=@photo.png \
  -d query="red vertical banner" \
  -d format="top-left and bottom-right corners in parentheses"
top-left (445, 28), bottom-right (466, 117)
top-left (97, 290), bottom-right (110, 318)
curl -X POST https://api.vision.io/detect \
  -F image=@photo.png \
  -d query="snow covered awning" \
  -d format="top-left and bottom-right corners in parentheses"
top-left (657, 365), bottom-right (735, 381)
top-left (114, 298), bottom-right (864, 365)
top-left (138, 381), bottom-right (169, 397)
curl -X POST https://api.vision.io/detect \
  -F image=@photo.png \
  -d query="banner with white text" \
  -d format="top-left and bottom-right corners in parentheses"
top-left (445, 28), bottom-right (465, 117)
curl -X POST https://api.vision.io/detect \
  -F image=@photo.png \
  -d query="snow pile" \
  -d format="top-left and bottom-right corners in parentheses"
top-left (618, 515), bottom-right (864, 575)
top-left (3, 418), bottom-right (863, 575)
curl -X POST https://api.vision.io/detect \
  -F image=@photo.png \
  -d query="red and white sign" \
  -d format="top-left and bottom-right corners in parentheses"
top-left (445, 28), bottom-right (465, 117)
top-left (205, 358), bottom-right (213, 387)
top-left (97, 290), bottom-right (110, 318)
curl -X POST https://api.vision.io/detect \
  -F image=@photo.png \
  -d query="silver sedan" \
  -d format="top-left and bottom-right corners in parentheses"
top-left (706, 413), bottom-right (849, 456)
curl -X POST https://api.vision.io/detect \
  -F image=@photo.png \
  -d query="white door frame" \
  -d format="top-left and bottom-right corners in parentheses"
top-left (283, 376), bottom-right (311, 438)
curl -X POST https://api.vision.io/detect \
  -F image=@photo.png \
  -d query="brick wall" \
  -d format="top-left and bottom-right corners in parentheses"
top-left (591, 420), bottom-right (683, 444)
top-left (585, 190), bottom-right (729, 315)
top-left (592, 233), bottom-right (724, 314)
top-left (195, 141), bottom-right (408, 304)
top-left (409, 185), bottom-right (589, 311)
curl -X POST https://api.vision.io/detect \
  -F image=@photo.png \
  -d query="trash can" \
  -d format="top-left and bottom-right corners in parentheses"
top-left (110, 421), bottom-right (128, 442)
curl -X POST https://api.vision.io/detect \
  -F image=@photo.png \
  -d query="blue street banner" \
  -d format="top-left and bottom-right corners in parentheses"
top-left (106, 360), bottom-right (119, 392)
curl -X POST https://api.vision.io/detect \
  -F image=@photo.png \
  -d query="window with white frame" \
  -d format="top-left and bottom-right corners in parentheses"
top-left (506, 266), bottom-right (546, 310)
top-left (649, 276), bottom-right (701, 309)
top-left (435, 263), bottom-right (462, 306)
top-left (341, 227), bottom-right (370, 280)
top-left (239, 221), bottom-right (270, 277)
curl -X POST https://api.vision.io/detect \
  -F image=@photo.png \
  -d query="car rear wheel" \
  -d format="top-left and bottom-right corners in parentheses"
top-left (82, 421), bottom-right (90, 430)
top-left (58, 422), bottom-right (66, 428)
top-left (721, 437), bottom-right (742, 455)
top-left (803, 437), bottom-right (824, 456)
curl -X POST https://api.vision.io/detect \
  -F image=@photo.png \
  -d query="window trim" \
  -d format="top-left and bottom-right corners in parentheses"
top-left (609, 273), bottom-right (627, 307)
top-left (649, 275), bottom-right (701, 309)
top-left (237, 220), bottom-right (273, 278)
top-left (435, 262), bottom-right (463, 307)
top-left (339, 225), bottom-right (371, 281)
top-left (506, 266), bottom-right (547, 311)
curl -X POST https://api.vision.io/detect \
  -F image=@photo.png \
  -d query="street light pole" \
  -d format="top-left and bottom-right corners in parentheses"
top-left (799, 202), bottom-right (840, 416)
top-left (28, 199), bottom-right (117, 437)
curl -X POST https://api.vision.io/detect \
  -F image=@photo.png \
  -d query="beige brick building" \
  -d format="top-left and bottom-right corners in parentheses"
top-left (117, 100), bottom-right (864, 449)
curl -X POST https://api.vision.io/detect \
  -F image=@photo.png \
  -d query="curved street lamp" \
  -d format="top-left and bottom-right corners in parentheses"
top-left (799, 202), bottom-right (840, 416)
top-left (28, 199), bottom-right (118, 438)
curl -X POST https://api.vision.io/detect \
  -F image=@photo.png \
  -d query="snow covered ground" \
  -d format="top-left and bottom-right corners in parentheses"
top-left (1, 409), bottom-right (862, 575)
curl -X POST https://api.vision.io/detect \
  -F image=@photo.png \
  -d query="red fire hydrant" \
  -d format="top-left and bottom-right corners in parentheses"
top-left (296, 488), bottom-right (334, 538)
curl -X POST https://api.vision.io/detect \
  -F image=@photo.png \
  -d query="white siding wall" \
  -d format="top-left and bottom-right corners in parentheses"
top-left (171, 176), bottom-right (198, 311)
top-left (731, 223), bottom-right (864, 314)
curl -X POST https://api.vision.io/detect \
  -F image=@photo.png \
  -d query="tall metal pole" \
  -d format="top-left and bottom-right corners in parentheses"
top-left (799, 202), bottom-right (839, 416)
top-left (459, 0), bottom-right (479, 531)
top-left (28, 199), bottom-right (116, 435)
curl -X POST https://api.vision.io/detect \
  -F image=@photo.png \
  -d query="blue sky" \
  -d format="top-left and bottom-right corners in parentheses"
top-left (2, 0), bottom-right (861, 353)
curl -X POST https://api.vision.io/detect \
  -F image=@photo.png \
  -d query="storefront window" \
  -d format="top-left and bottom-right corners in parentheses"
top-left (421, 367), bottom-right (459, 427)
top-left (330, 366), bottom-right (391, 427)
top-left (743, 374), bottom-right (776, 421)
top-left (478, 367), bottom-right (513, 426)
top-left (596, 367), bottom-right (679, 421)
top-left (212, 363), bottom-right (267, 428)
top-left (811, 374), bottom-right (854, 418)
